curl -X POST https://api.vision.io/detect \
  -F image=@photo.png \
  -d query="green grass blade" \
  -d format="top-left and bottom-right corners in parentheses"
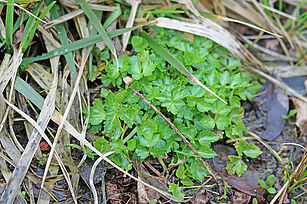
top-left (11, 0), bottom-right (38, 3)
top-left (5, 0), bottom-right (14, 53)
top-left (89, 10), bottom-right (103, 81)
top-left (22, 26), bottom-right (138, 65)
top-left (0, 40), bottom-right (5, 49)
top-left (14, 76), bottom-right (44, 109)
top-left (1, 14), bottom-right (28, 49)
top-left (20, 0), bottom-right (44, 50)
top-left (13, 13), bottom-right (29, 33)
top-left (75, 0), bottom-right (116, 57)
top-left (22, 1), bottom-right (56, 53)
top-left (140, 31), bottom-right (226, 104)
top-left (46, 0), bottom-right (77, 80)
top-left (103, 4), bottom-right (121, 29)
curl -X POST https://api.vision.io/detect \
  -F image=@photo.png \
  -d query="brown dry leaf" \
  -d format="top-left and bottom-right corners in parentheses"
top-left (255, 79), bottom-right (289, 141)
top-left (191, 188), bottom-right (212, 204)
top-left (232, 191), bottom-right (251, 204)
top-left (105, 180), bottom-right (122, 204)
top-left (137, 178), bottom-right (150, 204)
top-left (13, 24), bottom-right (24, 45)
top-left (137, 176), bottom-right (161, 203)
top-left (291, 97), bottom-right (307, 136)
top-left (212, 144), bottom-right (265, 201)
top-left (135, 161), bottom-right (167, 201)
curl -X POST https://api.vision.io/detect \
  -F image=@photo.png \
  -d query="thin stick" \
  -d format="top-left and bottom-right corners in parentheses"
top-left (129, 86), bottom-right (219, 187)
top-left (246, 66), bottom-right (307, 103)
top-left (248, 131), bottom-right (285, 169)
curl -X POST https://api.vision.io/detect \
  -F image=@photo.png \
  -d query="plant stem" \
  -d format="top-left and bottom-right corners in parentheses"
top-left (129, 86), bottom-right (221, 191)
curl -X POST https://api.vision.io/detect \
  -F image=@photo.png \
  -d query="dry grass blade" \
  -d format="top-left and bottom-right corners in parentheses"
top-left (3, 98), bottom-right (77, 203)
top-left (13, 3), bottom-right (48, 24)
top-left (248, 131), bottom-right (285, 168)
top-left (0, 54), bottom-right (11, 78)
top-left (5, 93), bottom-right (182, 202)
top-left (272, 151), bottom-right (307, 204)
top-left (90, 157), bottom-right (103, 204)
top-left (221, 0), bottom-right (269, 28)
top-left (44, 10), bottom-right (84, 29)
top-left (0, 92), bottom-right (22, 165)
top-left (258, 3), bottom-right (296, 20)
top-left (39, 38), bottom-right (90, 203)
top-left (240, 34), bottom-right (297, 61)
top-left (0, 48), bottom-right (23, 137)
top-left (89, 151), bottom-right (114, 204)
top-left (0, 48), bottom-right (23, 94)
top-left (0, 62), bottom-right (58, 203)
top-left (219, 16), bottom-right (282, 38)
top-left (250, 0), bottom-right (293, 61)
top-left (39, 31), bottom-right (77, 203)
top-left (122, 0), bottom-right (141, 51)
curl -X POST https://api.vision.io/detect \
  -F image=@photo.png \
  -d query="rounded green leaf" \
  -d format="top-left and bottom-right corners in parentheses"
top-left (200, 115), bottom-right (215, 129)
top-left (89, 99), bottom-right (106, 125)
top-left (267, 187), bottom-right (276, 194)
top-left (131, 36), bottom-right (148, 52)
top-left (257, 180), bottom-right (267, 189)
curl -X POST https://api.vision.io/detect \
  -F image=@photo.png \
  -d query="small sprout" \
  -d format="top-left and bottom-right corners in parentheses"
top-left (258, 174), bottom-right (277, 194)
top-left (282, 109), bottom-right (297, 119)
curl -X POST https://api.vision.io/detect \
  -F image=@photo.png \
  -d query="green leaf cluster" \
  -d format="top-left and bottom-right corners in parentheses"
top-left (87, 28), bottom-right (261, 199)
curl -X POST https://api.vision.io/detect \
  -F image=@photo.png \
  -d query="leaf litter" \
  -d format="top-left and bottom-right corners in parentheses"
top-left (0, 0), bottom-right (306, 203)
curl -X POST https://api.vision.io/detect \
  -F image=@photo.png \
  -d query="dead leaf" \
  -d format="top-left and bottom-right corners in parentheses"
top-left (135, 160), bottom-right (166, 202)
top-left (191, 188), bottom-right (212, 204)
top-left (291, 97), bottom-right (307, 136)
top-left (105, 180), bottom-right (122, 204)
top-left (212, 144), bottom-right (265, 201)
top-left (232, 191), bottom-right (251, 204)
top-left (13, 24), bottom-right (24, 45)
top-left (137, 178), bottom-right (150, 204)
top-left (255, 79), bottom-right (289, 141)
top-left (137, 177), bottom-right (160, 204)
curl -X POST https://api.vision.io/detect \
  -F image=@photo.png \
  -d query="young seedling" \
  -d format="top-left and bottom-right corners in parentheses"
top-left (258, 174), bottom-right (277, 194)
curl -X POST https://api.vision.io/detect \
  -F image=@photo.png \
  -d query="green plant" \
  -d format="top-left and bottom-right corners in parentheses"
top-left (87, 28), bottom-right (262, 199)
top-left (258, 174), bottom-right (277, 194)
top-left (282, 109), bottom-right (297, 119)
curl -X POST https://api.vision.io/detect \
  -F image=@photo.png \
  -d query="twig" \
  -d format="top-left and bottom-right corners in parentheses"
top-left (248, 131), bottom-right (285, 169)
top-left (129, 86), bottom-right (220, 188)
top-left (246, 66), bottom-right (307, 103)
